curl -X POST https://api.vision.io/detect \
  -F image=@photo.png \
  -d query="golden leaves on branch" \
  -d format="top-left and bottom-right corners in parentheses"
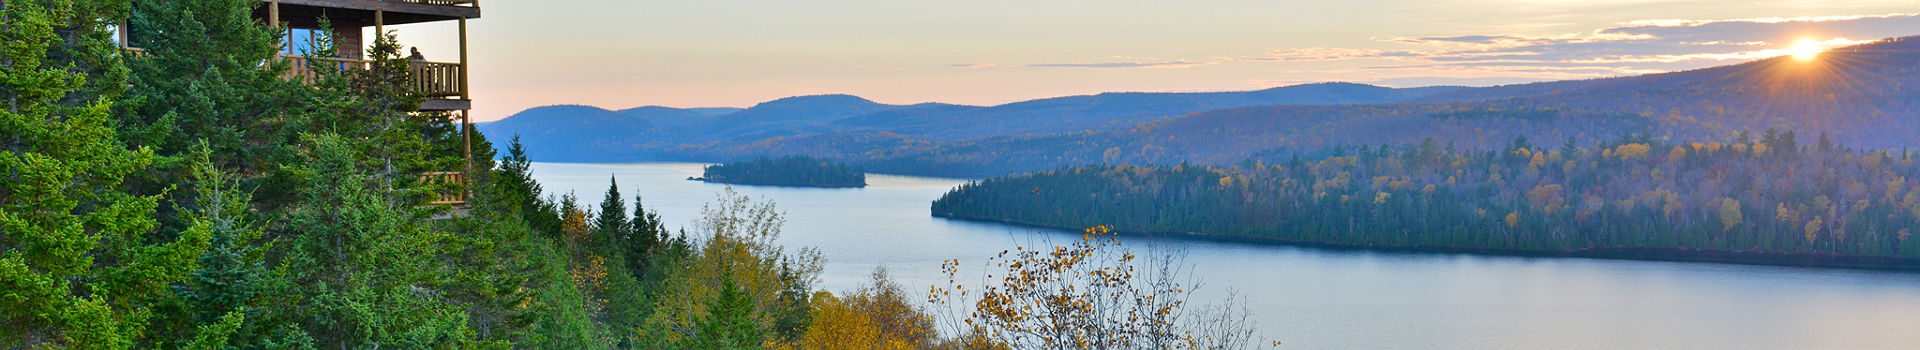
top-left (928, 226), bottom-right (1263, 349)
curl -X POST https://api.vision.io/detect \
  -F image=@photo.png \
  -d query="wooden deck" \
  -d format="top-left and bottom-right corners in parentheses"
top-left (420, 171), bottom-right (468, 205)
top-left (280, 55), bottom-right (466, 99)
top-left (121, 49), bottom-right (465, 100)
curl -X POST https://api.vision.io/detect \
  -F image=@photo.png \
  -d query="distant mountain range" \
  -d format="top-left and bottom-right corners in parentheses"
top-left (483, 36), bottom-right (1920, 177)
top-left (481, 82), bottom-right (1465, 163)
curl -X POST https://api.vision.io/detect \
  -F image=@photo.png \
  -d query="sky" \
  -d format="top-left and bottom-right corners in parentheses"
top-left (380, 0), bottom-right (1920, 122)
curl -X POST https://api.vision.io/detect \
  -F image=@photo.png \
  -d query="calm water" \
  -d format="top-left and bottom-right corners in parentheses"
top-left (532, 162), bottom-right (1920, 349)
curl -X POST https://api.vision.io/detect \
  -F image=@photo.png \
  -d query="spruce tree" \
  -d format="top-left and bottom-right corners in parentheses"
top-left (694, 277), bottom-right (765, 349)
top-left (280, 134), bottom-right (472, 348)
top-left (123, 0), bottom-right (295, 171)
top-left (0, 0), bottom-right (204, 346)
top-left (596, 176), bottom-right (631, 249)
top-left (628, 194), bottom-right (665, 279)
top-left (491, 136), bottom-right (563, 235)
top-left (152, 144), bottom-right (273, 347)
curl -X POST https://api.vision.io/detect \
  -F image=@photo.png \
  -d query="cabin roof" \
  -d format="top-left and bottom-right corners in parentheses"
top-left (260, 0), bottom-right (480, 26)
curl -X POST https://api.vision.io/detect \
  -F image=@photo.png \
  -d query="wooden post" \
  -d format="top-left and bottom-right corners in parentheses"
top-left (374, 10), bottom-right (383, 39)
top-left (459, 17), bottom-right (469, 100)
top-left (462, 109), bottom-right (473, 185)
top-left (268, 0), bottom-right (279, 28)
top-left (118, 20), bottom-right (128, 48)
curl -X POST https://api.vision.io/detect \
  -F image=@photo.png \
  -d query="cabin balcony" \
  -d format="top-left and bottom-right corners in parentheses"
top-left (420, 171), bottom-right (469, 205)
top-left (119, 48), bottom-right (469, 110)
top-left (280, 54), bottom-right (469, 109)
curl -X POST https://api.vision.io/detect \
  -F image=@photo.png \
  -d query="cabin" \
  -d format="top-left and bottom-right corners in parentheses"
top-left (121, 0), bottom-right (481, 205)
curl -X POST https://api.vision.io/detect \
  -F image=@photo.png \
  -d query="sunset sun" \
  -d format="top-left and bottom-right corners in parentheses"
top-left (1790, 39), bottom-right (1825, 61)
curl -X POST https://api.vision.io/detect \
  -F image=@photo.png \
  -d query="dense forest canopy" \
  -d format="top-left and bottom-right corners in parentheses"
top-left (698, 156), bottom-right (868, 188)
top-left (935, 133), bottom-right (1920, 266)
top-left (0, 0), bottom-right (1261, 348)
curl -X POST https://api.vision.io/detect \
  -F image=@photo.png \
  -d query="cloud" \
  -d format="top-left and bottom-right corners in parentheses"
top-left (950, 63), bottom-right (998, 69)
top-left (1246, 48), bottom-right (1428, 62)
top-left (1601, 13), bottom-right (1920, 44)
top-left (1404, 35), bottom-right (1521, 44)
top-left (1028, 59), bottom-right (1212, 69)
top-left (975, 12), bottom-right (1916, 87)
top-left (1239, 12), bottom-right (1920, 81)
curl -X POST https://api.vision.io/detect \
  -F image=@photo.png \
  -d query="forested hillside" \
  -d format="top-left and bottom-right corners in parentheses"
top-left (0, 1), bottom-right (1260, 347)
top-left (480, 83), bottom-right (1460, 164)
top-left (474, 104), bottom-right (737, 162)
top-left (934, 133), bottom-right (1920, 267)
top-left (635, 38), bottom-right (1920, 178)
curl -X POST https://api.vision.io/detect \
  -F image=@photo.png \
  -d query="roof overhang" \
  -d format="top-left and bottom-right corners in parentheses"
top-left (259, 0), bottom-right (479, 27)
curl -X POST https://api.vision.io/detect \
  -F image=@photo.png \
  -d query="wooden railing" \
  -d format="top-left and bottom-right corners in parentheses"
top-left (281, 55), bottom-right (369, 83)
top-left (419, 171), bottom-right (468, 205)
top-left (411, 61), bottom-right (464, 98)
top-left (278, 54), bottom-right (465, 99)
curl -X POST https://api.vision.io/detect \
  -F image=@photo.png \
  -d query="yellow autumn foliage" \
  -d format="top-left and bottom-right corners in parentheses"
top-left (646, 188), bottom-right (825, 343)
top-left (1614, 143), bottom-right (1652, 160)
top-left (777, 268), bottom-right (936, 350)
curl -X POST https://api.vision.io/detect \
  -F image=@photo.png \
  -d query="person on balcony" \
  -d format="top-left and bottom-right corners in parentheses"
top-left (409, 47), bottom-right (427, 61)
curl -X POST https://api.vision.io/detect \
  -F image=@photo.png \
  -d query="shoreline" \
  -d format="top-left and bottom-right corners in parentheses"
top-left (932, 212), bottom-right (1920, 272)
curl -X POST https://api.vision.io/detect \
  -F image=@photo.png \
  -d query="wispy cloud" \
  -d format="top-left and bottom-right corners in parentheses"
top-left (1268, 13), bottom-right (1918, 68)
top-left (1028, 59), bottom-right (1212, 69)
top-left (950, 63), bottom-right (998, 69)
top-left (948, 12), bottom-right (1917, 88)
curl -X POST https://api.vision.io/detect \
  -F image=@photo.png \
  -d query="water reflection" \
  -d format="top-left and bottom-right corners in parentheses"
top-left (532, 162), bottom-right (1920, 350)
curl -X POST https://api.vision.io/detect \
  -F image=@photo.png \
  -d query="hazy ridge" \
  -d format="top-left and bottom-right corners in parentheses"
top-left (484, 37), bottom-right (1920, 177)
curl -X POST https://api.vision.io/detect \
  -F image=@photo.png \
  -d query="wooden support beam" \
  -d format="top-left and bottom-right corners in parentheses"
top-left (374, 9), bottom-right (383, 38)
top-left (459, 17), bottom-right (468, 100)
top-left (462, 110), bottom-right (472, 181)
top-left (269, 0), bottom-right (279, 28)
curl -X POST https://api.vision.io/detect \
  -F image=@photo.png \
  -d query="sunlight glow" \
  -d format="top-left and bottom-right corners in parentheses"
top-left (1790, 40), bottom-right (1825, 61)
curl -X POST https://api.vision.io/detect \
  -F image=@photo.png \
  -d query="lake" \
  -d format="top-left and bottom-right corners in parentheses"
top-left (532, 162), bottom-right (1920, 349)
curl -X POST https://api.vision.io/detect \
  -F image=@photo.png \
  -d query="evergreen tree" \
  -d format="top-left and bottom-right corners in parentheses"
top-left (123, 0), bottom-right (296, 173)
top-left (303, 31), bottom-right (446, 205)
top-left (628, 194), bottom-right (665, 279)
top-left (694, 277), bottom-right (765, 349)
top-left (491, 136), bottom-right (563, 235)
top-left (151, 144), bottom-right (273, 348)
top-left (0, 0), bottom-right (203, 346)
top-left (596, 176), bottom-right (631, 249)
top-left (279, 134), bottom-right (472, 348)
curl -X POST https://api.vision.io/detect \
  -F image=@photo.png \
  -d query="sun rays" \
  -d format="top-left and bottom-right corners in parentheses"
top-left (1790, 39), bottom-right (1826, 61)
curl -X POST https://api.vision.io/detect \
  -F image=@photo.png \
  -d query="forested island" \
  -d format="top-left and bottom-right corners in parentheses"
top-left (934, 133), bottom-right (1920, 269)
top-left (695, 155), bottom-right (868, 188)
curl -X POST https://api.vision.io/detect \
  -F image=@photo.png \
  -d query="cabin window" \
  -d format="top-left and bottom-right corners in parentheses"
top-left (281, 28), bottom-right (328, 56)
